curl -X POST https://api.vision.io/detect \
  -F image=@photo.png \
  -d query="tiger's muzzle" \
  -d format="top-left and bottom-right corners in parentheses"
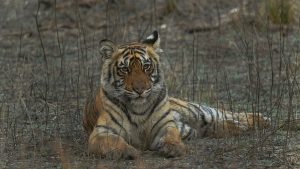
top-left (124, 59), bottom-right (152, 99)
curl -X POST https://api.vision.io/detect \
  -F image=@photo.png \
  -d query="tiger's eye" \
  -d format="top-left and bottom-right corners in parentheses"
top-left (120, 67), bottom-right (129, 73)
top-left (143, 63), bottom-right (151, 70)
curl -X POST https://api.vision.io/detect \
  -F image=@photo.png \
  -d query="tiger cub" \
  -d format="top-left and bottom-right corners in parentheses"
top-left (83, 31), bottom-right (269, 159)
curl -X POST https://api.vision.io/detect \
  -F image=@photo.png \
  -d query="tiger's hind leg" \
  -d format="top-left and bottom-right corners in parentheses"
top-left (210, 112), bottom-right (270, 138)
top-left (195, 107), bottom-right (270, 138)
top-left (169, 98), bottom-right (270, 138)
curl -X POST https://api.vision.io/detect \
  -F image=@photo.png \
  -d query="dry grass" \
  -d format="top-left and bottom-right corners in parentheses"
top-left (1, 0), bottom-right (300, 168)
top-left (263, 0), bottom-right (295, 24)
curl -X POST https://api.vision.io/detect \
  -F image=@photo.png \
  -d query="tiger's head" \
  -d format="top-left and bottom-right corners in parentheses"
top-left (99, 31), bottom-right (166, 113)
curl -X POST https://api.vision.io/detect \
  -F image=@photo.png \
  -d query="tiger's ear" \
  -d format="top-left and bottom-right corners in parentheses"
top-left (99, 39), bottom-right (117, 60)
top-left (142, 30), bottom-right (163, 53)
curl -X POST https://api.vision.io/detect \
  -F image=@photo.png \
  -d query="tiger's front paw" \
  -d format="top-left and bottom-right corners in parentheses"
top-left (156, 127), bottom-right (187, 157)
top-left (102, 144), bottom-right (140, 160)
top-left (88, 134), bottom-right (140, 160)
top-left (158, 141), bottom-right (186, 157)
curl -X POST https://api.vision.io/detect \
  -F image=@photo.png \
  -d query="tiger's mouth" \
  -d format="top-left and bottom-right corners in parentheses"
top-left (126, 87), bottom-right (152, 100)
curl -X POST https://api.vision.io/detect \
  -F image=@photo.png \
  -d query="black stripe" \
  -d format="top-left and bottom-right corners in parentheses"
top-left (135, 48), bottom-right (146, 53)
top-left (104, 104), bottom-right (123, 120)
top-left (120, 106), bottom-right (137, 127)
top-left (123, 55), bottom-right (130, 65)
top-left (116, 69), bottom-right (125, 77)
top-left (120, 48), bottom-right (129, 55)
top-left (174, 102), bottom-right (209, 128)
top-left (119, 62), bottom-right (125, 67)
top-left (198, 106), bottom-right (216, 136)
top-left (150, 110), bottom-right (171, 134)
top-left (102, 89), bottom-right (138, 127)
top-left (129, 48), bottom-right (134, 55)
top-left (170, 100), bottom-right (198, 120)
top-left (141, 51), bottom-right (147, 61)
top-left (182, 128), bottom-right (193, 140)
top-left (107, 63), bottom-right (112, 81)
top-left (153, 63), bottom-right (160, 84)
top-left (200, 114), bottom-right (208, 127)
top-left (112, 63), bottom-right (118, 88)
top-left (148, 65), bottom-right (155, 74)
top-left (169, 108), bottom-right (181, 114)
top-left (106, 111), bottom-right (129, 140)
top-left (131, 111), bottom-right (147, 115)
top-left (188, 103), bottom-right (202, 119)
top-left (193, 107), bottom-right (208, 127)
top-left (185, 103), bottom-right (208, 127)
top-left (106, 111), bottom-right (125, 130)
top-left (134, 50), bottom-right (146, 56)
top-left (179, 123), bottom-right (185, 137)
top-left (143, 85), bottom-right (167, 122)
top-left (107, 112), bottom-right (121, 126)
top-left (151, 120), bottom-right (176, 143)
top-left (200, 106), bottom-right (215, 123)
top-left (95, 125), bottom-right (118, 135)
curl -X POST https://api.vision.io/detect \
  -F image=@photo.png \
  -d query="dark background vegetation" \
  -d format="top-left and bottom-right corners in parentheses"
top-left (1, 0), bottom-right (300, 168)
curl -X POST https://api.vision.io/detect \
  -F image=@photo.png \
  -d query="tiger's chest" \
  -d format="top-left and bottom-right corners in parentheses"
top-left (125, 104), bottom-right (173, 150)
top-left (126, 124), bottom-right (149, 150)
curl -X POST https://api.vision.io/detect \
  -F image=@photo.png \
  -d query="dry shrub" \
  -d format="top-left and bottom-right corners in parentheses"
top-left (259, 0), bottom-right (296, 25)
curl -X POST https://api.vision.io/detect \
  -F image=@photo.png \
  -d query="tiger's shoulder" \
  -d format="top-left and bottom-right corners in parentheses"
top-left (83, 87), bottom-right (103, 135)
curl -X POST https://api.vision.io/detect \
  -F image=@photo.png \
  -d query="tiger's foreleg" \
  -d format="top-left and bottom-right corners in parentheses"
top-left (149, 120), bottom-right (187, 157)
top-left (88, 114), bottom-right (139, 159)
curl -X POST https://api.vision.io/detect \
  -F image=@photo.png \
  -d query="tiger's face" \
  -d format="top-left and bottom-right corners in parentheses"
top-left (114, 44), bottom-right (155, 99)
top-left (99, 31), bottom-right (166, 110)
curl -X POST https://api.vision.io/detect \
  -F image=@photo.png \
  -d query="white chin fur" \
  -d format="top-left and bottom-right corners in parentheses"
top-left (131, 98), bottom-right (147, 105)
top-left (129, 97), bottom-right (152, 113)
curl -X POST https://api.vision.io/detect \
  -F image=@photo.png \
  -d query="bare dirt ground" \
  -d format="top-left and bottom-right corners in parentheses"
top-left (1, 0), bottom-right (300, 168)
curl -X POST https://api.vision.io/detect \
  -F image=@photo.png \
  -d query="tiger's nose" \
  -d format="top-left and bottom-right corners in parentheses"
top-left (132, 81), bottom-right (146, 95)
